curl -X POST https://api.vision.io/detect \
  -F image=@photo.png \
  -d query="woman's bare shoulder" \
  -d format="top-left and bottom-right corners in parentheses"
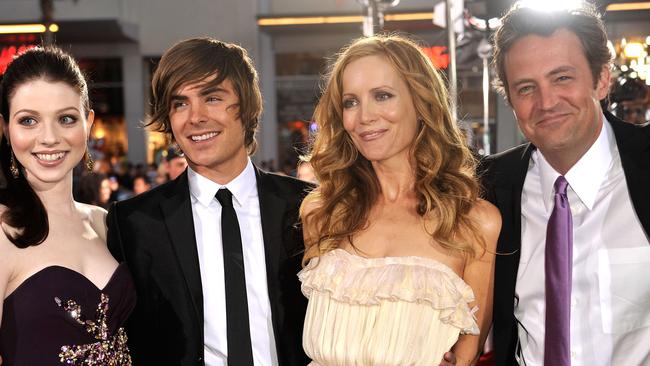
top-left (76, 202), bottom-right (107, 221)
top-left (468, 199), bottom-right (501, 251)
top-left (76, 203), bottom-right (108, 239)
top-left (469, 199), bottom-right (501, 225)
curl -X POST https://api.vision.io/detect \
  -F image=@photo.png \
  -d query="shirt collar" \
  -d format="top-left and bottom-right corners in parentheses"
top-left (188, 158), bottom-right (257, 208)
top-left (534, 113), bottom-right (614, 212)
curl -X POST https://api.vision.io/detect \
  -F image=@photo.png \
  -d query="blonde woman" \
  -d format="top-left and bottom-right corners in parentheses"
top-left (299, 34), bottom-right (500, 366)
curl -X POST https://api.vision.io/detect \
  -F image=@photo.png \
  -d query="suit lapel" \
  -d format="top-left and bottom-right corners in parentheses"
top-left (255, 167), bottom-right (289, 339)
top-left (608, 112), bottom-right (650, 237)
top-left (513, 144), bottom-right (534, 252)
top-left (495, 143), bottom-right (534, 255)
top-left (491, 144), bottom-right (534, 365)
top-left (159, 172), bottom-right (204, 328)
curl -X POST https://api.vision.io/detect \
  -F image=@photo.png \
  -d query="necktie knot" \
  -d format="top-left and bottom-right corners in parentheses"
top-left (216, 188), bottom-right (233, 207)
top-left (554, 176), bottom-right (569, 196)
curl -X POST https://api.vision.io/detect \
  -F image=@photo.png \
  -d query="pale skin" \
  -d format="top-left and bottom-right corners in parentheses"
top-left (303, 180), bottom-right (500, 366)
top-left (0, 80), bottom-right (119, 359)
top-left (303, 55), bottom-right (501, 365)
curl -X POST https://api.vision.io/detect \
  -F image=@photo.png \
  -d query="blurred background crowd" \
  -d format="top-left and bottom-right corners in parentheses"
top-left (1, 0), bottom-right (647, 209)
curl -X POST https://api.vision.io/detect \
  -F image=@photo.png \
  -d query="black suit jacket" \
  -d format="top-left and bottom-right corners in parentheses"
top-left (107, 166), bottom-right (313, 366)
top-left (480, 112), bottom-right (650, 366)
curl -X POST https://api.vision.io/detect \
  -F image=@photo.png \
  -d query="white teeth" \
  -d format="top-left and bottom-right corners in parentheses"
top-left (191, 132), bottom-right (219, 141)
top-left (36, 152), bottom-right (65, 161)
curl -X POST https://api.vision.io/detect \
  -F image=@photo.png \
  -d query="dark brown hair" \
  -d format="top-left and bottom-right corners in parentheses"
top-left (0, 46), bottom-right (90, 248)
top-left (492, 2), bottom-right (612, 102)
top-left (148, 37), bottom-right (262, 154)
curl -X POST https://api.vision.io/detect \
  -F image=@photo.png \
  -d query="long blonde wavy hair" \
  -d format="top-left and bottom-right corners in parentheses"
top-left (301, 34), bottom-right (483, 265)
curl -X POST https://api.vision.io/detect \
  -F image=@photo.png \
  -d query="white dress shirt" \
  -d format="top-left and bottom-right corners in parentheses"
top-left (516, 115), bottom-right (650, 365)
top-left (188, 159), bottom-right (279, 366)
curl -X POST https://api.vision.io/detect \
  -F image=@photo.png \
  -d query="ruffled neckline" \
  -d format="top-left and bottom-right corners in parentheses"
top-left (299, 249), bottom-right (479, 334)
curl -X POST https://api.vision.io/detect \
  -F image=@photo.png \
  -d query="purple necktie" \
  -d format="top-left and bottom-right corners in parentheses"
top-left (545, 176), bottom-right (572, 366)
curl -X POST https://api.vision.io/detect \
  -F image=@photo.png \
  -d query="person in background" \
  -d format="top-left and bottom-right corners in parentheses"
top-left (107, 173), bottom-right (132, 202)
top-left (482, 2), bottom-right (650, 365)
top-left (0, 46), bottom-right (134, 365)
top-left (132, 173), bottom-right (152, 195)
top-left (296, 161), bottom-right (317, 183)
top-left (299, 34), bottom-right (499, 366)
top-left (74, 172), bottom-right (111, 209)
top-left (145, 163), bottom-right (159, 187)
top-left (164, 146), bottom-right (188, 181)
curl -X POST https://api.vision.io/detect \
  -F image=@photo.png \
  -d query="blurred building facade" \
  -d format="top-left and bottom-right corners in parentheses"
top-left (0, 0), bottom-right (648, 166)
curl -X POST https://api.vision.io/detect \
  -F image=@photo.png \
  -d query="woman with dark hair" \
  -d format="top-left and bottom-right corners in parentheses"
top-left (74, 172), bottom-right (111, 209)
top-left (0, 47), bottom-right (134, 365)
top-left (299, 34), bottom-right (501, 365)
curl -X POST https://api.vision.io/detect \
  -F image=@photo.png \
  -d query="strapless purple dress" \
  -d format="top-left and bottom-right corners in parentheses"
top-left (0, 263), bottom-right (135, 366)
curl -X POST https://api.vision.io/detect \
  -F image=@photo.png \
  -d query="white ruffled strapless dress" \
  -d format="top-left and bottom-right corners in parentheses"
top-left (298, 249), bottom-right (479, 366)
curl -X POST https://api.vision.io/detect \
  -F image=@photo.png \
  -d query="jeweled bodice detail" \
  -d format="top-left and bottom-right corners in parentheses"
top-left (56, 293), bottom-right (131, 365)
top-left (0, 264), bottom-right (135, 366)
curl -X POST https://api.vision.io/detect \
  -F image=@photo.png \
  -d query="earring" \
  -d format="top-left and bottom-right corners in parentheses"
top-left (84, 150), bottom-right (94, 172)
top-left (9, 151), bottom-right (19, 178)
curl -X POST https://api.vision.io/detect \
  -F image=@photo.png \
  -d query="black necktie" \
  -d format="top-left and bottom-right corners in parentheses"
top-left (215, 188), bottom-right (254, 366)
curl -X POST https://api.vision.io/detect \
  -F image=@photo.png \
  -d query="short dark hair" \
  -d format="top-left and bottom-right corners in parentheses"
top-left (133, 173), bottom-right (152, 185)
top-left (492, 2), bottom-right (612, 101)
top-left (148, 37), bottom-right (262, 154)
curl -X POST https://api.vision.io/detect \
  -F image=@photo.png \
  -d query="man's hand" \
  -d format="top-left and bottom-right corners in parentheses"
top-left (440, 351), bottom-right (456, 366)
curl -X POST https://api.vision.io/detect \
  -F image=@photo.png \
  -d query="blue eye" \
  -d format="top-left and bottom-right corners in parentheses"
top-left (60, 115), bottom-right (77, 125)
top-left (206, 96), bottom-right (221, 103)
top-left (18, 117), bottom-right (37, 126)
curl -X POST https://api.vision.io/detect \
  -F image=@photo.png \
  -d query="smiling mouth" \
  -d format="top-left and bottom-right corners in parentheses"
top-left (34, 152), bottom-right (66, 161)
top-left (359, 129), bottom-right (387, 141)
top-left (190, 131), bottom-right (220, 142)
top-left (537, 113), bottom-right (569, 125)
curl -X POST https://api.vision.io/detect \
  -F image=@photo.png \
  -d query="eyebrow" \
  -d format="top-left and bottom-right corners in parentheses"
top-left (342, 85), bottom-right (395, 95)
top-left (57, 106), bottom-right (81, 114)
top-left (12, 106), bottom-right (80, 119)
top-left (200, 86), bottom-right (229, 97)
top-left (511, 66), bottom-right (577, 89)
top-left (170, 86), bottom-right (229, 101)
top-left (371, 85), bottom-right (394, 92)
top-left (170, 94), bottom-right (188, 102)
top-left (547, 66), bottom-right (576, 77)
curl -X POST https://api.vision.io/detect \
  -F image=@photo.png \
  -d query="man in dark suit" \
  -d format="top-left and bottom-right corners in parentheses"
top-left (107, 38), bottom-right (311, 366)
top-left (482, 3), bottom-right (650, 366)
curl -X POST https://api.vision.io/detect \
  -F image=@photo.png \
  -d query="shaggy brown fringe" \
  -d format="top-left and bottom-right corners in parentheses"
top-left (301, 34), bottom-right (484, 266)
